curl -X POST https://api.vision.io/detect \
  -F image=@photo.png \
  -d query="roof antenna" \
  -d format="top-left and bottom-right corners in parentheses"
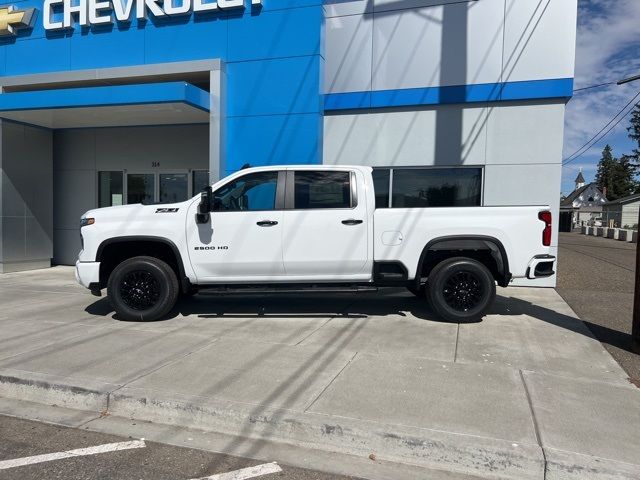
top-left (241, 163), bottom-right (252, 170)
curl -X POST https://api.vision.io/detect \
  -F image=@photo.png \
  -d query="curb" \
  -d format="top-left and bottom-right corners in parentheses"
top-left (1, 373), bottom-right (638, 480)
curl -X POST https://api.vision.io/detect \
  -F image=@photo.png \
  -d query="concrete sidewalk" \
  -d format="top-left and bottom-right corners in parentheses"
top-left (0, 267), bottom-right (639, 480)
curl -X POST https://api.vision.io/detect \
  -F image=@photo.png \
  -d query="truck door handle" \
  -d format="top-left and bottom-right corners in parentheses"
top-left (257, 220), bottom-right (278, 227)
top-left (342, 219), bottom-right (363, 226)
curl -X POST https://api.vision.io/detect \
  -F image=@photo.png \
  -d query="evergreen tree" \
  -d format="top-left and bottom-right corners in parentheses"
top-left (627, 103), bottom-right (640, 192)
top-left (595, 146), bottom-right (637, 200)
top-left (628, 103), bottom-right (640, 166)
top-left (615, 155), bottom-right (637, 198)
top-left (595, 144), bottom-right (616, 197)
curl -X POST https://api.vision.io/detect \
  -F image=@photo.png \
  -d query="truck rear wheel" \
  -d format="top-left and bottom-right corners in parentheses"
top-left (426, 257), bottom-right (495, 323)
top-left (107, 256), bottom-right (179, 322)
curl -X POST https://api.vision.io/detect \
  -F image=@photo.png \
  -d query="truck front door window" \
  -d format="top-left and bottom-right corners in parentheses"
top-left (214, 172), bottom-right (278, 212)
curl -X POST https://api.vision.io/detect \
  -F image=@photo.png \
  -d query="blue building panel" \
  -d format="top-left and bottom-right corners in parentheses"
top-left (325, 79), bottom-right (575, 111)
top-left (255, 0), bottom-right (322, 12)
top-left (227, 55), bottom-right (322, 117)
top-left (226, 113), bottom-right (321, 173)
top-left (143, 16), bottom-right (229, 65)
top-left (227, 6), bottom-right (323, 62)
top-left (0, 1), bottom-right (326, 168)
top-left (5, 36), bottom-right (71, 75)
top-left (70, 27), bottom-right (146, 70)
top-left (0, 82), bottom-right (210, 112)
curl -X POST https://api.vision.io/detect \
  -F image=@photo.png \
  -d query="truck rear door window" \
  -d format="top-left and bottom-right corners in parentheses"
top-left (391, 168), bottom-right (482, 208)
top-left (294, 171), bottom-right (352, 209)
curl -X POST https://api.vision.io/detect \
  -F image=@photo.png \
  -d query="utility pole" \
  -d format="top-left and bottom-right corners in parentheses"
top-left (617, 74), bottom-right (640, 353)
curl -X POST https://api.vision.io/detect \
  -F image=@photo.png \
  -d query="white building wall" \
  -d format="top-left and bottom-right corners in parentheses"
top-left (323, 0), bottom-right (577, 287)
top-left (622, 202), bottom-right (640, 229)
top-left (324, 0), bottom-right (578, 95)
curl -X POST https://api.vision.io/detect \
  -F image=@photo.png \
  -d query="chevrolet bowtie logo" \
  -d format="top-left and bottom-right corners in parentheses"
top-left (0, 6), bottom-right (36, 37)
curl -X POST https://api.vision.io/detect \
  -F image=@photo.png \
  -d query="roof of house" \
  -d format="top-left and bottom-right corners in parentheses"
top-left (603, 193), bottom-right (640, 206)
top-left (575, 171), bottom-right (585, 184)
top-left (561, 183), bottom-right (594, 207)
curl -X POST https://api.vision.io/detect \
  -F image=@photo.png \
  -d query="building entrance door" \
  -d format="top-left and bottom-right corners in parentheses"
top-left (127, 173), bottom-right (156, 205)
top-left (99, 170), bottom-right (207, 207)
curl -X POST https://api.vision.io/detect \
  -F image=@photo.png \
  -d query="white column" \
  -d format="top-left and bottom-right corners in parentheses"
top-left (209, 64), bottom-right (226, 183)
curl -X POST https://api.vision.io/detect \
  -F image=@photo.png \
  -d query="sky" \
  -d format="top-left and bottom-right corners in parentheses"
top-left (561, 0), bottom-right (640, 195)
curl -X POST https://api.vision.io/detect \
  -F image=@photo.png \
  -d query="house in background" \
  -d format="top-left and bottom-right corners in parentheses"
top-left (559, 172), bottom-right (607, 230)
top-left (602, 194), bottom-right (640, 229)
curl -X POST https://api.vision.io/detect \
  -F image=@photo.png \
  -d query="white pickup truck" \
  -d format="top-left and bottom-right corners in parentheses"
top-left (76, 165), bottom-right (555, 322)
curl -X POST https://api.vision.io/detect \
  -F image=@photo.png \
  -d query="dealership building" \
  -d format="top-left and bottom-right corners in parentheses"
top-left (0, 0), bottom-right (577, 286)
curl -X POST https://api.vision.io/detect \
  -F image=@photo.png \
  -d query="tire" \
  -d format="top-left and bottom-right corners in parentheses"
top-left (426, 257), bottom-right (496, 322)
top-left (107, 256), bottom-right (179, 321)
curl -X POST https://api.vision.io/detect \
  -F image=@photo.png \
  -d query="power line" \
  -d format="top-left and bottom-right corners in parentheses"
top-left (563, 89), bottom-right (640, 166)
top-left (573, 81), bottom-right (615, 93)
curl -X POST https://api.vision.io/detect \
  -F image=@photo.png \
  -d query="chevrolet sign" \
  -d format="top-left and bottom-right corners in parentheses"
top-left (44, 0), bottom-right (262, 30)
top-left (0, 6), bottom-right (36, 36)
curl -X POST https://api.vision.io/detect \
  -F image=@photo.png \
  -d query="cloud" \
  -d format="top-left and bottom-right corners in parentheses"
top-left (563, 0), bottom-right (640, 189)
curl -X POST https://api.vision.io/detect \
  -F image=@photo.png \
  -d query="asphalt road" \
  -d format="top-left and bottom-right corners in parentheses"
top-left (0, 415), bottom-right (362, 480)
top-left (556, 232), bottom-right (639, 386)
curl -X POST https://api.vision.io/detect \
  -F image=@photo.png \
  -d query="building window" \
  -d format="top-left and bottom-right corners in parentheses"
top-left (98, 171), bottom-right (124, 208)
top-left (159, 173), bottom-right (189, 204)
top-left (213, 171), bottom-right (278, 211)
top-left (294, 171), bottom-right (352, 209)
top-left (192, 170), bottom-right (210, 195)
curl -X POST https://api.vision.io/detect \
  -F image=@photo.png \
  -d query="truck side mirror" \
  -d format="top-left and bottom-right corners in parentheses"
top-left (196, 186), bottom-right (213, 224)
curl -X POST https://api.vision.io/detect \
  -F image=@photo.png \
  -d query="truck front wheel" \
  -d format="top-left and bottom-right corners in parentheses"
top-left (426, 257), bottom-right (495, 323)
top-left (107, 256), bottom-right (179, 322)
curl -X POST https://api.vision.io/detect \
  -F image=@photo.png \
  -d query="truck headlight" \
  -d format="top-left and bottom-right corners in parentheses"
top-left (80, 217), bottom-right (95, 227)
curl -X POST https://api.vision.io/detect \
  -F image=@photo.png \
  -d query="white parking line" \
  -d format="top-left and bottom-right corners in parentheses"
top-left (193, 462), bottom-right (283, 480)
top-left (0, 440), bottom-right (146, 470)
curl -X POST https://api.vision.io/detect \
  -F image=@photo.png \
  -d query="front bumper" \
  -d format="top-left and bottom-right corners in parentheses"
top-left (75, 260), bottom-right (100, 289)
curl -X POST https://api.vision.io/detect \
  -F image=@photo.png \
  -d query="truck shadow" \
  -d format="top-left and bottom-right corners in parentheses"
top-left (489, 295), bottom-right (637, 355)
top-left (85, 288), bottom-right (463, 323)
top-left (84, 289), bottom-right (638, 355)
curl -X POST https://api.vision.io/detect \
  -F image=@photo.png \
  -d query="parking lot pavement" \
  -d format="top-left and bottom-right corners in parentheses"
top-left (1, 266), bottom-right (640, 480)
top-left (0, 415), bottom-right (364, 480)
top-left (556, 232), bottom-right (639, 385)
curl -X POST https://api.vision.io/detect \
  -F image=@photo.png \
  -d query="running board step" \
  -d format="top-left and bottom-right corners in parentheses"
top-left (197, 285), bottom-right (378, 295)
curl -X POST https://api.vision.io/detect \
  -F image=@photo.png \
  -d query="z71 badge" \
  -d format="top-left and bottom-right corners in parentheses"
top-left (156, 208), bottom-right (180, 213)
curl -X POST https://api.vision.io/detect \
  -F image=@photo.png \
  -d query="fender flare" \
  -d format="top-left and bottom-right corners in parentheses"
top-left (415, 235), bottom-right (511, 288)
top-left (96, 236), bottom-right (189, 291)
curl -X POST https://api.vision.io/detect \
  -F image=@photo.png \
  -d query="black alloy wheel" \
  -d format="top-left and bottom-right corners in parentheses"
top-left (442, 270), bottom-right (484, 312)
top-left (119, 270), bottom-right (162, 311)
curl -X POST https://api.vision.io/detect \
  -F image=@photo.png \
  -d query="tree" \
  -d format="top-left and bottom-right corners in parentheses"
top-left (595, 146), bottom-right (636, 201)
top-left (627, 103), bottom-right (640, 192)
top-left (615, 155), bottom-right (637, 198)
top-left (595, 144), bottom-right (616, 198)
top-left (628, 103), bottom-right (640, 167)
